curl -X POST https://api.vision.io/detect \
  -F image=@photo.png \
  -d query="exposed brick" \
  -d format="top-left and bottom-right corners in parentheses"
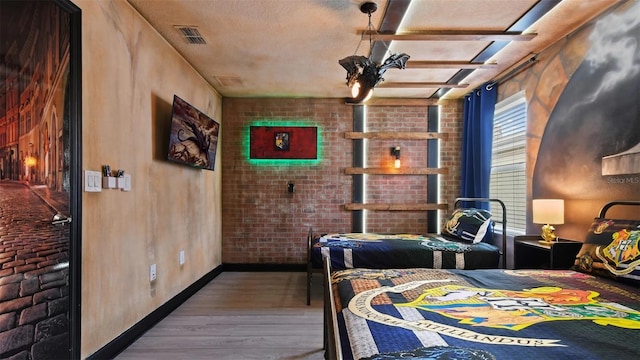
top-left (35, 259), bottom-right (59, 269)
top-left (34, 313), bottom-right (68, 341)
top-left (24, 257), bottom-right (47, 264)
top-left (0, 270), bottom-right (14, 280)
top-left (18, 278), bottom-right (39, 298)
top-left (15, 253), bottom-right (36, 261)
top-left (35, 250), bottom-right (57, 257)
top-left (0, 313), bottom-right (16, 332)
top-left (47, 296), bottom-right (68, 317)
top-left (2, 260), bottom-right (25, 269)
top-left (2, 350), bottom-right (29, 360)
top-left (14, 264), bottom-right (37, 274)
top-left (46, 252), bottom-right (68, 261)
top-left (0, 297), bottom-right (32, 315)
top-left (221, 98), bottom-right (464, 263)
top-left (0, 252), bottom-right (17, 261)
top-left (32, 289), bottom-right (60, 305)
top-left (41, 279), bottom-right (67, 291)
top-left (23, 269), bottom-right (47, 279)
top-left (0, 283), bottom-right (20, 302)
top-left (18, 302), bottom-right (47, 326)
top-left (0, 325), bottom-right (34, 356)
top-left (30, 333), bottom-right (68, 360)
top-left (39, 271), bottom-right (64, 284)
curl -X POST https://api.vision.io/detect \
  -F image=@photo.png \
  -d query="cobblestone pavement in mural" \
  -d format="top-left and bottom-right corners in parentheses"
top-left (0, 181), bottom-right (69, 360)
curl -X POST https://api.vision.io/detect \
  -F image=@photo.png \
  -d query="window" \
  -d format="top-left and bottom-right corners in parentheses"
top-left (490, 91), bottom-right (526, 234)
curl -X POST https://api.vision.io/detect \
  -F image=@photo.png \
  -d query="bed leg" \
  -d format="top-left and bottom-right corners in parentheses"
top-left (307, 226), bottom-right (313, 305)
top-left (307, 263), bottom-right (312, 306)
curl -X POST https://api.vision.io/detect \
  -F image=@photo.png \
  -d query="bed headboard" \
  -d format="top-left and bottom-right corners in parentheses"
top-left (454, 197), bottom-right (507, 269)
top-left (573, 200), bottom-right (640, 286)
top-left (598, 200), bottom-right (640, 219)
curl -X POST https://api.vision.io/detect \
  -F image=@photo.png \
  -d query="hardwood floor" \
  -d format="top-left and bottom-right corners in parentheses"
top-left (115, 271), bottom-right (325, 360)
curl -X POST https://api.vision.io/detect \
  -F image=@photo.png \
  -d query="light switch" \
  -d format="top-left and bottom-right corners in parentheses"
top-left (84, 170), bottom-right (102, 192)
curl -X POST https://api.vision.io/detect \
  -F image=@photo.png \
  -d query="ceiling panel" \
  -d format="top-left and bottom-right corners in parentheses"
top-left (127, 0), bottom-right (619, 101)
top-left (400, 0), bottom-right (540, 30)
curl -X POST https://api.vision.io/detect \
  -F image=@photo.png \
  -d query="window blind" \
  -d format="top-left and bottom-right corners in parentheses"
top-left (490, 91), bottom-right (526, 234)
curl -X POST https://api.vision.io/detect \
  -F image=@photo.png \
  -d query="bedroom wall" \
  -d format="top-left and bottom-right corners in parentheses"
top-left (221, 98), bottom-right (462, 264)
top-left (498, 1), bottom-right (640, 241)
top-left (75, 0), bottom-right (223, 357)
top-left (365, 103), bottom-right (462, 233)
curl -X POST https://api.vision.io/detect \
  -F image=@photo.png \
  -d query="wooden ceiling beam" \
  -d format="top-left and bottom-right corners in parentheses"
top-left (350, 98), bottom-right (439, 106)
top-left (377, 82), bottom-right (469, 89)
top-left (406, 61), bottom-right (497, 69)
top-left (344, 203), bottom-right (449, 211)
top-left (344, 131), bottom-right (447, 140)
top-left (361, 30), bottom-right (536, 41)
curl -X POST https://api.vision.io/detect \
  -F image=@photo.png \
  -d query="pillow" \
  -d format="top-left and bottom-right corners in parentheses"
top-left (572, 218), bottom-right (640, 286)
top-left (442, 208), bottom-right (492, 244)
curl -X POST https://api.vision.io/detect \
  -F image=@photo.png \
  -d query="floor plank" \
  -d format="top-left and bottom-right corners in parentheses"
top-left (115, 271), bottom-right (325, 360)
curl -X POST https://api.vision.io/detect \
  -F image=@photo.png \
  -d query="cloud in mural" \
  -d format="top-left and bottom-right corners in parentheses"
top-left (585, 1), bottom-right (640, 100)
top-left (533, 1), bottom-right (640, 201)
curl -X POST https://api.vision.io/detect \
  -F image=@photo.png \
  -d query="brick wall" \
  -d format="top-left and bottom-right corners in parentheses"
top-left (439, 99), bottom-right (463, 216)
top-left (365, 106), bottom-right (432, 233)
top-left (221, 98), bottom-right (463, 264)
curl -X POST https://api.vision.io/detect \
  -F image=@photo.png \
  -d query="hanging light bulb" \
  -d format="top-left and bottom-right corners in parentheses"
top-left (339, 2), bottom-right (409, 104)
top-left (391, 146), bottom-right (401, 168)
top-left (351, 81), bottom-right (361, 98)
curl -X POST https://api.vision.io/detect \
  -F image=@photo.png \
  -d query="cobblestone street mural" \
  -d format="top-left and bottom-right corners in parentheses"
top-left (0, 182), bottom-right (69, 359)
top-left (1, 1), bottom-right (74, 359)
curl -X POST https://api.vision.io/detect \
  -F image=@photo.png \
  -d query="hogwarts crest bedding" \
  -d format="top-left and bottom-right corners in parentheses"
top-left (328, 267), bottom-right (640, 360)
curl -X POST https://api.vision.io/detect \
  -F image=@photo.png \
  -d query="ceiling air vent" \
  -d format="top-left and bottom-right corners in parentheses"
top-left (174, 26), bottom-right (207, 45)
top-left (213, 76), bottom-right (246, 87)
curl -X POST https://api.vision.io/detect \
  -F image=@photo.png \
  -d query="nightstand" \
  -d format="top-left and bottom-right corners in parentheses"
top-left (513, 235), bottom-right (583, 270)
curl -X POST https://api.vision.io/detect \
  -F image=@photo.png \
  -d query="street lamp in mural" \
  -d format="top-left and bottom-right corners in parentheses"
top-left (25, 143), bottom-right (37, 182)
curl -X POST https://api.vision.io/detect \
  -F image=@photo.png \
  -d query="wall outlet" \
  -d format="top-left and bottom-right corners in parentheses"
top-left (150, 264), bottom-right (157, 281)
top-left (179, 251), bottom-right (185, 265)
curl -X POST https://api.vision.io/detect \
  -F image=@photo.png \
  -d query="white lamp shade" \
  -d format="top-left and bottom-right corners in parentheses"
top-left (532, 199), bottom-right (564, 225)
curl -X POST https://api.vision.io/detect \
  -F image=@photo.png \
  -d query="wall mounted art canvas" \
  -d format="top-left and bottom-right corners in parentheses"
top-left (250, 126), bottom-right (317, 159)
top-left (167, 95), bottom-right (220, 171)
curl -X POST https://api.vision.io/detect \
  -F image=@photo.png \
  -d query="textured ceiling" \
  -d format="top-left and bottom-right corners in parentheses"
top-left (127, 0), bottom-right (619, 101)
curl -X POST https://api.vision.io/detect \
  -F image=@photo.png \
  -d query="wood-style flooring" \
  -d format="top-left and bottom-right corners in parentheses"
top-left (115, 271), bottom-right (325, 360)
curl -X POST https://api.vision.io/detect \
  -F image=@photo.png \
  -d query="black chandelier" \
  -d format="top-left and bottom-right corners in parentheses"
top-left (339, 1), bottom-right (410, 104)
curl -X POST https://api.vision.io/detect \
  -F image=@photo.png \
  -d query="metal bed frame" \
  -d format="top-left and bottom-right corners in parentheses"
top-left (307, 197), bottom-right (508, 305)
top-left (322, 200), bottom-right (640, 360)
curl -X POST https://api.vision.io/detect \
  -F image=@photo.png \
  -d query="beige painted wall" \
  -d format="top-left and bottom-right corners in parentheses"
top-left (75, 0), bottom-right (222, 357)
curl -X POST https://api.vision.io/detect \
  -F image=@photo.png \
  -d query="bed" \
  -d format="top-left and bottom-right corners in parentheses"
top-left (323, 200), bottom-right (640, 360)
top-left (307, 198), bottom-right (508, 305)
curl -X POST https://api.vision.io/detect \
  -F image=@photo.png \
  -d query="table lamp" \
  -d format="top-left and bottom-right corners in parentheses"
top-left (532, 199), bottom-right (564, 245)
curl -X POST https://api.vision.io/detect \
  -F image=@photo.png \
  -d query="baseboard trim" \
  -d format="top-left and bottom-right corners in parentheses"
top-left (223, 263), bottom-right (306, 272)
top-left (87, 264), bottom-right (224, 360)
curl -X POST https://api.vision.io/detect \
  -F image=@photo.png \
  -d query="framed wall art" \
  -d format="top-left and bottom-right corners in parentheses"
top-left (250, 126), bottom-right (317, 159)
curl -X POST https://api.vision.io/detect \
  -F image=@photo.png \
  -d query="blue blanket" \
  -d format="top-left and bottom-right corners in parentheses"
top-left (312, 233), bottom-right (500, 270)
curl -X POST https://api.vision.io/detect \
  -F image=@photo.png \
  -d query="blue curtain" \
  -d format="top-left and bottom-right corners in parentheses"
top-left (461, 83), bottom-right (497, 209)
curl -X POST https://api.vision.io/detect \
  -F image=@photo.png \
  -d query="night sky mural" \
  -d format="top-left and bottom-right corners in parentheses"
top-left (533, 1), bottom-right (640, 202)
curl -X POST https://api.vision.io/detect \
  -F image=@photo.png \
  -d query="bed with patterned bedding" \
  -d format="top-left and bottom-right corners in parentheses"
top-left (323, 200), bottom-right (640, 360)
top-left (307, 198), bottom-right (507, 305)
top-left (312, 232), bottom-right (501, 271)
